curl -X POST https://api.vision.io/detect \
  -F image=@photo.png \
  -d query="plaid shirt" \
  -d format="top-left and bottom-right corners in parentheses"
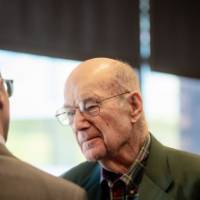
top-left (100, 134), bottom-right (150, 200)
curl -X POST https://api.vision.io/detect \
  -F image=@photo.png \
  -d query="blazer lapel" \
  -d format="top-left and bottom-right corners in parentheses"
top-left (86, 163), bottom-right (102, 200)
top-left (138, 134), bottom-right (174, 200)
top-left (139, 174), bottom-right (174, 200)
top-left (88, 182), bottom-right (102, 200)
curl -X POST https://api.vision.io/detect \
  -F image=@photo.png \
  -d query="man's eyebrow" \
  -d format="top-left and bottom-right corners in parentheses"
top-left (64, 95), bottom-right (101, 107)
top-left (82, 97), bottom-right (99, 102)
top-left (77, 92), bottom-right (100, 101)
top-left (69, 98), bottom-right (98, 107)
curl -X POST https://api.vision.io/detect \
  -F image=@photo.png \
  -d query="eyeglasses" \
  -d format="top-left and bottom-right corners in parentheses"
top-left (55, 91), bottom-right (130, 126)
top-left (3, 79), bottom-right (14, 97)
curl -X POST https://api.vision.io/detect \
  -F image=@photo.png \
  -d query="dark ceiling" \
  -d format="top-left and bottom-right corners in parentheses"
top-left (0, 0), bottom-right (140, 68)
top-left (0, 0), bottom-right (200, 79)
top-left (150, 0), bottom-right (200, 79)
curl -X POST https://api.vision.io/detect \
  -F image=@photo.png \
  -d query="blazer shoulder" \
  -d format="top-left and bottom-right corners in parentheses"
top-left (61, 161), bottom-right (99, 185)
top-left (166, 147), bottom-right (200, 178)
top-left (167, 147), bottom-right (200, 168)
top-left (0, 156), bottom-right (87, 200)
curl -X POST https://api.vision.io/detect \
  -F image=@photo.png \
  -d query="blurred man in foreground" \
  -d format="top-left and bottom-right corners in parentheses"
top-left (0, 73), bottom-right (87, 200)
top-left (57, 57), bottom-right (200, 200)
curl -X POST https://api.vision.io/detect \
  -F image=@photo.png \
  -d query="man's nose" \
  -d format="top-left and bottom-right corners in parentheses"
top-left (72, 109), bottom-right (90, 131)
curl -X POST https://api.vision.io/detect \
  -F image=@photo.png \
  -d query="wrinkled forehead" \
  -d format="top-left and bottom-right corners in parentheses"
top-left (64, 60), bottom-right (114, 105)
top-left (64, 78), bottom-right (104, 106)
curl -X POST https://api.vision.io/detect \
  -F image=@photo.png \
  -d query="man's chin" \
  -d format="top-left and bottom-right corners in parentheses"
top-left (81, 138), bottom-right (107, 161)
top-left (83, 148), bottom-right (107, 161)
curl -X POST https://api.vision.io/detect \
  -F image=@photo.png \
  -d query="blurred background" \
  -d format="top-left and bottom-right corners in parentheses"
top-left (0, 0), bottom-right (200, 175)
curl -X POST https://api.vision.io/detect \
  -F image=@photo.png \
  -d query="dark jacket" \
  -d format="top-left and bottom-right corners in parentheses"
top-left (62, 135), bottom-right (200, 200)
top-left (0, 144), bottom-right (87, 200)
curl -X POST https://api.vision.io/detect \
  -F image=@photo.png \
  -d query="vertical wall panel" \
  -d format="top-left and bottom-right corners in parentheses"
top-left (150, 0), bottom-right (200, 78)
top-left (0, 0), bottom-right (140, 67)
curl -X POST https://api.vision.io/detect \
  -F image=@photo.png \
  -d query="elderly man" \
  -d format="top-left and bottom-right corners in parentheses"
top-left (57, 58), bottom-right (200, 200)
top-left (0, 73), bottom-right (87, 200)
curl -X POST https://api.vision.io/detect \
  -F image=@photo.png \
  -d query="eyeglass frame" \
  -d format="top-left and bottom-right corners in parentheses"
top-left (55, 91), bottom-right (130, 126)
top-left (2, 79), bottom-right (14, 97)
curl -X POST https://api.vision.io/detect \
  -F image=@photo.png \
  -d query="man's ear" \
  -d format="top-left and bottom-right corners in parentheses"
top-left (128, 92), bottom-right (143, 123)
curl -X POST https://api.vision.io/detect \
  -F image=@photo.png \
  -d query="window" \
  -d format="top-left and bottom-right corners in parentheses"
top-left (0, 50), bottom-right (85, 175)
top-left (1, 49), bottom-right (200, 177)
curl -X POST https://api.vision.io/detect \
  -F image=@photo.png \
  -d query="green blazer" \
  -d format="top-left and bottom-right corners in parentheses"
top-left (62, 135), bottom-right (200, 200)
top-left (0, 144), bottom-right (87, 200)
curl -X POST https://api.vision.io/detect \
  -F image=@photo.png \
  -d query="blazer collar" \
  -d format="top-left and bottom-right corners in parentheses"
top-left (139, 134), bottom-right (174, 200)
top-left (89, 135), bottom-right (174, 200)
top-left (85, 163), bottom-right (102, 200)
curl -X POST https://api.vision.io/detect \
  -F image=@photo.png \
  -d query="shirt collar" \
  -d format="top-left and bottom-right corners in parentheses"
top-left (100, 134), bottom-right (151, 184)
